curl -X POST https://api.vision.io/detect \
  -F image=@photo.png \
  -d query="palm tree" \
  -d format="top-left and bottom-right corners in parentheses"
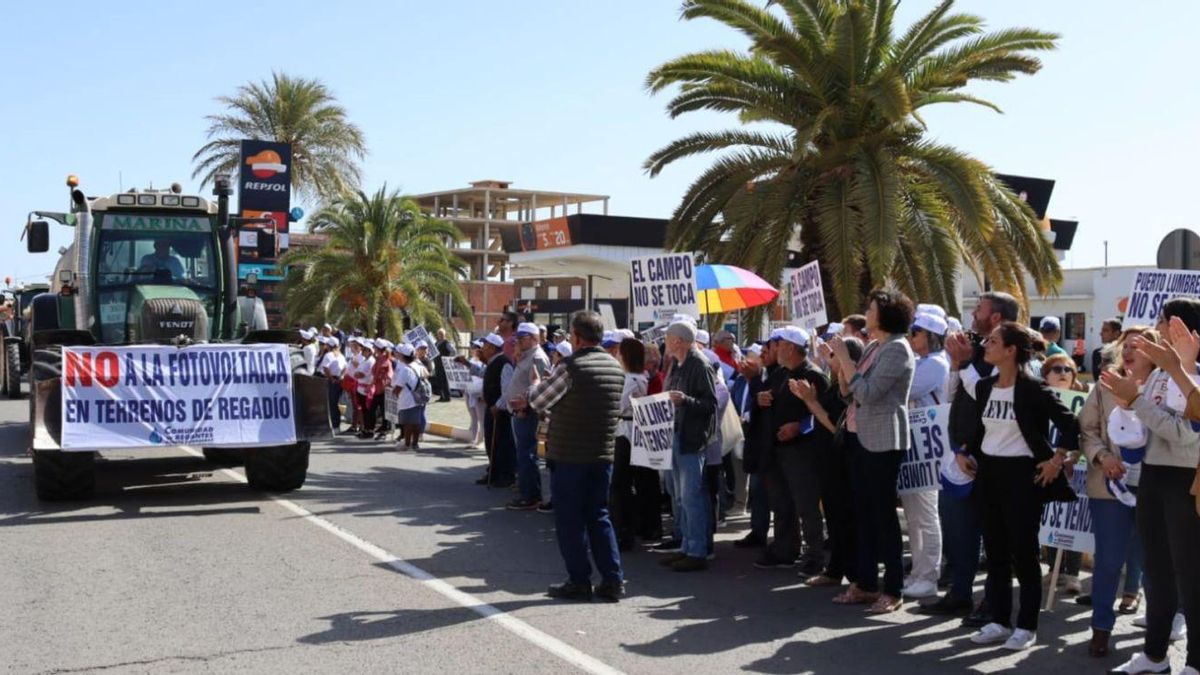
top-left (645, 0), bottom-right (1063, 317)
top-left (279, 186), bottom-right (473, 336)
top-left (192, 72), bottom-right (367, 204)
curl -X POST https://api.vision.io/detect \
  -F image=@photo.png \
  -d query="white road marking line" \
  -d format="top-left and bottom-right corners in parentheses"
top-left (181, 447), bottom-right (624, 675)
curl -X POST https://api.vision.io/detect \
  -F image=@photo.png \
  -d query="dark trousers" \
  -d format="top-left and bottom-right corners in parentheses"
top-left (1137, 464), bottom-right (1200, 667)
top-left (612, 438), bottom-right (663, 542)
top-left (483, 409), bottom-right (516, 483)
top-left (748, 473), bottom-right (770, 539)
top-left (369, 393), bottom-right (388, 432)
top-left (978, 455), bottom-right (1042, 631)
top-left (552, 461), bottom-right (623, 586)
top-left (818, 440), bottom-right (856, 582)
top-left (766, 448), bottom-right (825, 567)
top-left (847, 433), bottom-right (904, 597)
top-left (360, 392), bottom-right (376, 431)
top-left (940, 486), bottom-right (982, 602)
top-left (433, 366), bottom-right (450, 399)
top-left (326, 380), bottom-right (342, 430)
top-left (511, 413), bottom-right (541, 501)
top-left (705, 463), bottom-right (721, 553)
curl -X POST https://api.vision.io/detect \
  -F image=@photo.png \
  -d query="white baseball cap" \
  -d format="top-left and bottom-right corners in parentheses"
top-left (601, 331), bottom-right (619, 347)
top-left (912, 312), bottom-right (948, 336)
top-left (777, 325), bottom-right (809, 348)
top-left (916, 303), bottom-right (947, 319)
top-left (483, 333), bottom-right (505, 348)
top-left (516, 322), bottom-right (540, 337)
top-left (375, 339), bottom-right (393, 350)
top-left (696, 329), bottom-right (710, 346)
top-left (615, 328), bottom-right (636, 341)
top-left (397, 343), bottom-right (415, 357)
top-left (746, 343), bottom-right (763, 357)
top-left (415, 340), bottom-right (429, 350)
top-left (768, 328), bottom-right (785, 341)
top-left (556, 342), bottom-right (573, 358)
top-left (299, 328), bottom-right (316, 340)
top-left (1039, 316), bottom-right (1061, 332)
top-left (947, 317), bottom-right (963, 333)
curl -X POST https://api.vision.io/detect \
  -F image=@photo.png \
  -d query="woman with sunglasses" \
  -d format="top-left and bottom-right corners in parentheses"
top-left (1078, 327), bottom-right (1156, 658)
top-left (950, 322), bottom-right (1078, 651)
top-left (1039, 353), bottom-right (1087, 596)
top-left (1102, 297), bottom-right (1200, 675)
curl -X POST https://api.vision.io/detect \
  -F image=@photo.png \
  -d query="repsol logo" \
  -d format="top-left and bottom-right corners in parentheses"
top-left (243, 181), bottom-right (287, 192)
top-left (159, 321), bottom-right (195, 330)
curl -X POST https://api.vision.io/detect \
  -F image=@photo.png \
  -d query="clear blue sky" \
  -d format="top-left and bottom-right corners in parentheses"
top-left (2, 0), bottom-right (1196, 286)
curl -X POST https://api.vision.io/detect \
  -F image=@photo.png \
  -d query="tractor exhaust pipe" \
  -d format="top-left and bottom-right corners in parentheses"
top-left (71, 187), bottom-right (92, 332)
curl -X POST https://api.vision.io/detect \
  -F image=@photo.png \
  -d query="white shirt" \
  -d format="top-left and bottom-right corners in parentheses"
top-left (355, 355), bottom-right (375, 394)
top-left (980, 385), bottom-right (1033, 458)
top-left (302, 343), bottom-right (319, 373)
top-left (319, 351), bottom-right (346, 378)
top-left (391, 361), bottom-right (429, 410)
top-left (617, 372), bottom-right (648, 439)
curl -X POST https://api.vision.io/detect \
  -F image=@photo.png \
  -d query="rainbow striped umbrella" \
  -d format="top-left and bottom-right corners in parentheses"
top-left (695, 264), bottom-right (779, 314)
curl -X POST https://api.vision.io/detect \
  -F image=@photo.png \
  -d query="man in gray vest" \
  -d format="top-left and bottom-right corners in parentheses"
top-left (504, 321), bottom-right (553, 510)
top-left (517, 310), bottom-right (626, 602)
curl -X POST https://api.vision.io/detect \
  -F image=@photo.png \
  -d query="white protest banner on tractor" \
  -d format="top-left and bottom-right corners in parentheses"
top-left (789, 260), bottom-right (828, 330)
top-left (442, 357), bottom-right (471, 392)
top-left (60, 344), bottom-right (296, 451)
top-left (404, 325), bottom-right (439, 358)
top-left (630, 392), bottom-right (675, 470)
top-left (897, 404), bottom-right (951, 495)
top-left (1122, 268), bottom-right (1200, 328)
top-left (630, 253), bottom-right (699, 324)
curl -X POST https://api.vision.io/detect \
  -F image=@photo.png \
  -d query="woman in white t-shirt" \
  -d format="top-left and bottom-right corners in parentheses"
top-left (391, 344), bottom-right (429, 450)
top-left (954, 322), bottom-right (1079, 652)
top-left (318, 337), bottom-right (347, 431)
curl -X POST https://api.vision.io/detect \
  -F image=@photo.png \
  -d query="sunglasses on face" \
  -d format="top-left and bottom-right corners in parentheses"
top-left (1047, 365), bottom-right (1073, 375)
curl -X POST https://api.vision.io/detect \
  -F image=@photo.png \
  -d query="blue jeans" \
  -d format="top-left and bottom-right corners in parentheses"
top-left (671, 434), bottom-right (710, 559)
top-left (551, 461), bottom-right (623, 586)
top-left (511, 414), bottom-right (542, 501)
top-left (749, 473), bottom-right (769, 538)
top-left (1090, 497), bottom-right (1142, 631)
top-left (939, 485), bottom-right (982, 602)
top-left (327, 381), bottom-right (343, 429)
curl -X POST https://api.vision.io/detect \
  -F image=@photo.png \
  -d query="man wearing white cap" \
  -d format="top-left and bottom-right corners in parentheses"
top-left (900, 306), bottom-right (952, 600)
top-left (299, 328), bottom-right (319, 374)
top-left (472, 334), bottom-right (516, 486)
top-left (1039, 316), bottom-right (1066, 359)
top-left (317, 336), bottom-right (347, 431)
top-left (754, 326), bottom-right (829, 576)
top-left (504, 322), bottom-right (553, 509)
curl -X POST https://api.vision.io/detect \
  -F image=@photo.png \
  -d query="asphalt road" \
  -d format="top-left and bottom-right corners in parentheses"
top-left (0, 390), bottom-right (1187, 674)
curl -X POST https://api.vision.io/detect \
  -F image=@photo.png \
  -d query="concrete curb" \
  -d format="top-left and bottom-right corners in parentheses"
top-left (425, 422), bottom-right (474, 442)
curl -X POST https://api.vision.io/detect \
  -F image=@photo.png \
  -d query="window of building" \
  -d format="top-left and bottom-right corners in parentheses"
top-left (1065, 312), bottom-right (1086, 341)
top-left (547, 286), bottom-right (559, 300)
top-left (519, 285), bottom-right (536, 300)
top-left (571, 285), bottom-right (583, 300)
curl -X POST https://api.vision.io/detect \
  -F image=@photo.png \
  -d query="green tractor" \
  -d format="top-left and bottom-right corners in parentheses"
top-left (23, 175), bottom-right (329, 500)
top-left (1, 282), bottom-right (49, 398)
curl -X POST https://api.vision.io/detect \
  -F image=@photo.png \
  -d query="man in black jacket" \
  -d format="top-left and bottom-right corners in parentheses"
top-left (660, 319), bottom-right (718, 572)
top-left (754, 326), bottom-right (829, 576)
top-left (733, 341), bottom-right (773, 548)
top-left (920, 291), bottom-right (1018, 621)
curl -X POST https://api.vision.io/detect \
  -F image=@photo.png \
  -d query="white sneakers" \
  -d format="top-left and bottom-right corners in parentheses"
top-left (1106, 652), bottom-right (1170, 674)
top-left (1133, 613), bottom-right (1188, 641)
top-left (970, 624), bottom-right (1035, 651)
top-left (902, 579), bottom-right (938, 599)
top-left (1003, 628), bottom-right (1037, 651)
top-left (970, 623), bottom-right (1012, 645)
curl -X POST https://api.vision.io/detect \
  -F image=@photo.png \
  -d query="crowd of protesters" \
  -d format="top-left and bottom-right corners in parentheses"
top-left (297, 289), bottom-right (1200, 673)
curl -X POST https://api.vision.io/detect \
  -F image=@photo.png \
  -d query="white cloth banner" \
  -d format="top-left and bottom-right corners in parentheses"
top-left (1122, 268), bottom-right (1200, 328)
top-left (60, 344), bottom-right (296, 451)
top-left (897, 404), bottom-right (951, 495)
top-left (629, 392), bottom-right (674, 471)
top-left (630, 253), bottom-right (699, 324)
top-left (442, 357), bottom-right (471, 392)
top-left (788, 260), bottom-right (828, 330)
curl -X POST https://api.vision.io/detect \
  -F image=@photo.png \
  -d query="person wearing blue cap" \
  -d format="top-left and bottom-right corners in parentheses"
top-left (1078, 326), bottom-right (1157, 658)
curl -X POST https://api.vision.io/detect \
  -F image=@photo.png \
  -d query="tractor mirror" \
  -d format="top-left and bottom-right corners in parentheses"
top-left (26, 220), bottom-right (49, 253)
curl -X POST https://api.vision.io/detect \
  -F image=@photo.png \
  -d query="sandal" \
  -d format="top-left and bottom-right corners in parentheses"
top-left (833, 584), bottom-right (879, 605)
top-left (865, 594), bottom-right (903, 615)
top-left (805, 575), bottom-right (842, 588)
top-left (1118, 592), bottom-right (1142, 615)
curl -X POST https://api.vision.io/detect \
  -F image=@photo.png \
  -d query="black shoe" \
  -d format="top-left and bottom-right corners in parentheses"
top-left (506, 498), bottom-right (540, 511)
top-left (474, 475), bottom-right (491, 485)
top-left (594, 580), bottom-right (625, 603)
top-left (650, 539), bottom-right (682, 553)
top-left (671, 556), bottom-right (709, 572)
top-left (916, 595), bottom-right (973, 616)
top-left (754, 552), bottom-right (797, 570)
top-left (796, 560), bottom-right (824, 579)
top-left (357, 431), bottom-right (373, 439)
top-left (536, 501), bottom-right (554, 514)
top-left (1075, 594), bottom-right (1093, 606)
top-left (490, 478), bottom-right (515, 488)
top-left (547, 582), bottom-right (593, 601)
top-left (733, 533), bottom-right (768, 549)
top-left (658, 553), bottom-right (688, 567)
top-left (961, 601), bottom-right (990, 628)
top-left (439, 397), bottom-right (452, 403)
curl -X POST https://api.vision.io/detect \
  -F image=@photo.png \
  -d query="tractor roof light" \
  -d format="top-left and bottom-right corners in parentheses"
top-left (66, 174), bottom-right (80, 188)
